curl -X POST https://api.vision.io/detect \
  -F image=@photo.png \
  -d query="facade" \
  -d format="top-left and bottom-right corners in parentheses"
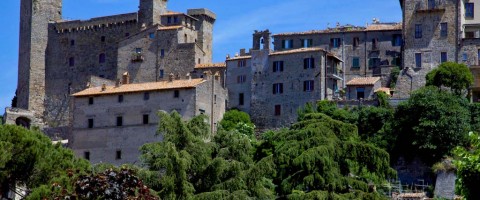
top-left (272, 22), bottom-right (402, 87)
top-left (10, 0), bottom-right (215, 138)
top-left (226, 30), bottom-right (343, 129)
top-left (71, 74), bottom-right (226, 165)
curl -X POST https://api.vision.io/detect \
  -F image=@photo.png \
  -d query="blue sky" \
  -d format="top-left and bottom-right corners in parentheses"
top-left (0, 0), bottom-right (401, 114)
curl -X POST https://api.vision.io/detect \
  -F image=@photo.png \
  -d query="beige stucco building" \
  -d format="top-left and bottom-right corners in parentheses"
top-left (70, 74), bottom-right (226, 165)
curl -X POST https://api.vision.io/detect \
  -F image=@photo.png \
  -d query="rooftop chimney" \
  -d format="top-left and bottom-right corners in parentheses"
top-left (101, 84), bottom-right (107, 91)
top-left (122, 72), bottom-right (130, 84)
top-left (169, 73), bottom-right (174, 82)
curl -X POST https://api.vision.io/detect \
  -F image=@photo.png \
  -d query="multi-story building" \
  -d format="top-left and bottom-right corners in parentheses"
top-left (70, 73), bottom-right (226, 165)
top-left (7, 0), bottom-right (216, 138)
top-left (226, 30), bottom-right (343, 129)
top-left (272, 22), bottom-right (402, 87)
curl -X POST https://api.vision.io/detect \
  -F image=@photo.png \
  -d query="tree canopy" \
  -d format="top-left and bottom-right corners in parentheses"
top-left (453, 132), bottom-right (480, 200)
top-left (426, 62), bottom-right (474, 95)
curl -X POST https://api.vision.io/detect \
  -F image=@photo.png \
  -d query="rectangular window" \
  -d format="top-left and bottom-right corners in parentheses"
top-left (99, 53), bottom-right (106, 63)
top-left (372, 38), bottom-right (378, 50)
top-left (304, 58), bottom-right (315, 69)
top-left (135, 48), bottom-right (142, 54)
top-left (369, 58), bottom-right (381, 68)
top-left (274, 105), bottom-right (281, 116)
top-left (273, 61), bottom-right (284, 72)
top-left (116, 116), bottom-right (123, 127)
top-left (440, 23), bottom-right (448, 37)
top-left (352, 57), bottom-right (360, 68)
top-left (353, 37), bottom-right (360, 47)
top-left (415, 53), bottom-right (422, 68)
top-left (466, 3), bottom-right (474, 18)
top-left (415, 24), bottom-right (422, 39)
top-left (174, 90), bottom-right (180, 98)
top-left (273, 83), bottom-right (284, 94)
top-left (237, 75), bottom-right (246, 83)
top-left (69, 57), bottom-right (75, 67)
top-left (159, 70), bottom-right (164, 78)
top-left (239, 93), bottom-right (244, 106)
top-left (161, 49), bottom-right (165, 58)
top-left (88, 119), bottom-right (94, 129)
top-left (303, 39), bottom-right (313, 47)
top-left (88, 97), bottom-right (94, 105)
top-left (304, 80), bottom-right (314, 92)
top-left (282, 39), bottom-right (294, 49)
top-left (173, 16), bottom-right (179, 23)
top-left (118, 95), bottom-right (124, 103)
top-left (70, 40), bottom-right (75, 46)
top-left (167, 16), bottom-right (172, 23)
top-left (143, 114), bottom-right (149, 125)
top-left (331, 38), bottom-right (341, 48)
top-left (463, 53), bottom-right (468, 61)
top-left (144, 92), bottom-right (150, 100)
top-left (428, 0), bottom-right (436, 9)
top-left (392, 34), bottom-right (402, 46)
top-left (101, 36), bottom-right (106, 42)
top-left (84, 151), bottom-right (90, 160)
top-left (238, 60), bottom-right (247, 67)
top-left (441, 52), bottom-right (447, 63)
top-left (466, 31), bottom-right (475, 38)
top-left (116, 150), bottom-right (122, 160)
top-left (149, 33), bottom-right (155, 39)
top-left (356, 87), bottom-right (365, 100)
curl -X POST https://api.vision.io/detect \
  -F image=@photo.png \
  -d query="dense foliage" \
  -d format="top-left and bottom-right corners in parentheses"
top-left (392, 87), bottom-right (471, 164)
top-left (426, 62), bottom-right (474, 95)
top-left (453, 132), bottom-right (480, 200)
top-left (0, 125), bottom-right (90, 198)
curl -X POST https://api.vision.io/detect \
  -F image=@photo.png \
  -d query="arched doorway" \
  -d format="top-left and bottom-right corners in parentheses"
top-left (15, 117), bottom-right (31, 129)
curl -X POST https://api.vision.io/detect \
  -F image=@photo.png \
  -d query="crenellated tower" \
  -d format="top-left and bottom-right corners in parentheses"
top-left (17, 0), bottom-right (62, 118)
top-left (139, 0), bottom-right (167, 26)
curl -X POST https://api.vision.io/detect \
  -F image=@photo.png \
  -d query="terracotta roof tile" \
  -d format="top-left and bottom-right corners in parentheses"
top-left (269, 47), bottom-right (325, 56)
top-left (273, 23), bottom-right (401, 36)
top-left (346, 77), bottom-right (380, 86)
top-left (195, 63), bottom-right (226, 69)
top-left (161, 11), bottom-right (183, 16)
top-left (72, 79), bottom-right (205, 97)
top-left (158, 25), bottom-right (183, 31)
top-left (226, 55), bottom-right (252, 61)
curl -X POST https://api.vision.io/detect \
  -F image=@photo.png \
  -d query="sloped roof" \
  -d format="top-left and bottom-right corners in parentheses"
top-left (270, 47), bottom-right (325, 56)
top-left (273, 23), bottom-right (401, 36)
top-left (72, 79), bottom-right (205, 97)
top-left (226, 55), bottom-right (252, 61)
top-left (158, 25), bottom-right (183, 31)
top-left (195, 63), bottom-right (226, 69)
top-left (346, 77), bottom-right (381, 86)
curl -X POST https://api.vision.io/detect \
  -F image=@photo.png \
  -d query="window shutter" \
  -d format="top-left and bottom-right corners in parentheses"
top-left (282, 40), bottom-right (286, 48)
top-left (311, 58), bottom-right (315, 68)
top-left (273, 84), bottom-right (276, 94)
top-left (311, 81), bottom-right (314, 91)
top-left (273, 62), bottom-right (276, 72)
top-left (368, 59), bottom-right (373, 68)
top-left (280, 61), bottom-right (284, 71)
top-left (303, 81), bottom-right (307, 91)
top-left (280, 83), bottom-right (284, 93)
top-left (304, 58), bottom-right (308, 69)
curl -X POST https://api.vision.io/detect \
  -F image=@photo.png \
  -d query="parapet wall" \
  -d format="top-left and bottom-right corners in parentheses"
top-left (53, 13), bottom-right (138, 34)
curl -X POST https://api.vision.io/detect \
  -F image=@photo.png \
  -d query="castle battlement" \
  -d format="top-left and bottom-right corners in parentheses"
top-left (53, 13), bottom-right (138, 34)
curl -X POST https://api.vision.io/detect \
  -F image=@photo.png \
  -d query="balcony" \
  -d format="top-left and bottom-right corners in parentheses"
top-left (326, 67), bottom-right (343, 80)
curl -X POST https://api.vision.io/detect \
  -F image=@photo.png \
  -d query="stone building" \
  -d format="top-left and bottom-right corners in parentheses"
top-left (70, 73), bottom-right (226, 165)
top-left (9, 0), bottom-right (216, 138)
top-left (272, 22), bottom-right (402, 88)
top-left (226, 30), bottom-right (343, 129)
top-left (345, 77), bottom-right (382, 100)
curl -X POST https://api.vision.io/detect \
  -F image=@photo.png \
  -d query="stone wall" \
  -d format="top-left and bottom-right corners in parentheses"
top-left (396, 0), bottom-right (460, 98)
top-left (225, 56), bottom-right (253, 114)
top-left (434, 171), bottom-right (456, 199)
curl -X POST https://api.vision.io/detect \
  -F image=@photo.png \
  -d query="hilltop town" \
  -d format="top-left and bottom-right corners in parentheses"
top-left (2, 0), bottom-right (480, 199)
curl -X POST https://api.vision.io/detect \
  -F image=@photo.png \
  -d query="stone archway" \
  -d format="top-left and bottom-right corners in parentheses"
top-left (15, 117), bottom-right (31, 129)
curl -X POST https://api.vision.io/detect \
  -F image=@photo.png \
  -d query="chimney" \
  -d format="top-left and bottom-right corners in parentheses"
top-left (186, 73), bottom-right (191, 80)
top-left (122, 72), bottom-right (130, 84)
top-left (115, 79), bottom-right (121, 87)
top-left (240, 49), bottom-right (246, 56)
top-left (169, 73), bottom-right (174, 82)
top-left (214, 71), bottom-right (220, 81)
top-left (101, 84), bottom-right (107, 91)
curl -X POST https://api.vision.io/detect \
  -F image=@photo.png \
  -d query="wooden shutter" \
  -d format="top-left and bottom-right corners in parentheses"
top-left (280, 61), bottom-right (284, 71)
top-left (311, 58), bottom-right (315, 68)
top-left (282, 40), bottom-right (286, 48)
top-left (280, 83), bottom-right (284, 93)
top-left (304, 58), bottom-right (308, 69)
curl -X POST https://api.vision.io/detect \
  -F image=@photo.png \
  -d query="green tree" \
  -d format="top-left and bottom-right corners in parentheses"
top-left (140, 111), bottom-right (274, 199)
top-left (219, 110), bottom-right (255, 136)
top-left (392, 86), bottom-right (471, 164)
top-left (426, 62), bottom-right (474, 95)
top-left (264, 113), bottom-right (395, 198)
top-left (453, 132), bottom-right (480, 200)
top-left (0, 125), bottom-right (89, 198)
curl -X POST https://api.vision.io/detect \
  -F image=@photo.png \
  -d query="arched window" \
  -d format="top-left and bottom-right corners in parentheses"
top-left (260, 36), bottom-right (265, 49)
top-left (99, 53), bottom-right (106, 63)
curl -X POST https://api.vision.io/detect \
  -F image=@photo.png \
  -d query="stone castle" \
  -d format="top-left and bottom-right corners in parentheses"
top-left (5, 0), bottom-right (480, 163)
top-left (9, 0), bottom-right (217, 135)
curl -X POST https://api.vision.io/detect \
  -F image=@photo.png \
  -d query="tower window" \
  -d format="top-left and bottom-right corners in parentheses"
top-left (143, 114), bottom-right (149, 124)
top-left (116, 150), bottom-right (122, 160)
top-left (117, 116), bottom-right (123, 126)
top-left (415, 53), bottom-right (422, 68)
top-left (69, 57), bottom-right (75, 67)
top-left (415, 24), bottom-right (422, 39)
top-left (99, 53), bottom-right (106, 63)
top-left (88, 119), bottom-right (94, 128)
top-left (440, 23), bottom-right (448, 37)
top-left (239, 93), bottom-right (244, 106)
